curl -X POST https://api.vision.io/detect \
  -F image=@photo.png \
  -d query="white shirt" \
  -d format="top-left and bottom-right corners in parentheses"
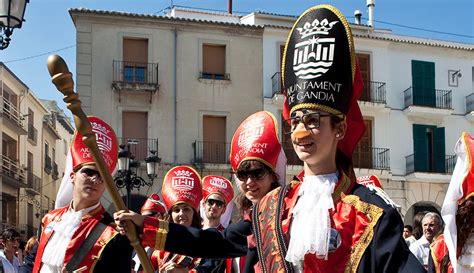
top-left (40, 202), bottom-right (100, 273)
top-left (405, 235), bottom-right (417, 247)
top-left (0, 251), bottom-right (20, 273)
top-left (409, 236), bottom-right (430, 266)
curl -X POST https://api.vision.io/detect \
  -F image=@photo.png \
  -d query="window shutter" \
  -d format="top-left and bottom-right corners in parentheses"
top-left (203, 44), bottom-right (226, 77)
top-left (412, 60), bottom-right (435, 107)
top-left (357, 53), bottom-right (371, 101)
top-left (413, 124), bottom-right (429, 172)
top-left (434, 127), bottom-right (446, 173)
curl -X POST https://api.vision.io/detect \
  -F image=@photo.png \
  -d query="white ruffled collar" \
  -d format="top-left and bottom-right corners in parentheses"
top-left (285, 171), bottom-right (339, 271)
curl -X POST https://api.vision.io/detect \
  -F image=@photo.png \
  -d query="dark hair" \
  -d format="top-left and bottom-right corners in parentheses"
top-left (412, 211), bottom-right (428, 240)
top-left (2, 228), bottom-right (20, 241)
top-left (440, 197), bottom-right (474, 273)
top-left (235, 160), bottom-right (280, 214)
top-left (404, 225), bottom-right (413, 232)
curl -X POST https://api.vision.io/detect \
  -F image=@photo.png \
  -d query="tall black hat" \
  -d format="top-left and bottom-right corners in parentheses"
top-left (282, 5), bottom-right (365, 158)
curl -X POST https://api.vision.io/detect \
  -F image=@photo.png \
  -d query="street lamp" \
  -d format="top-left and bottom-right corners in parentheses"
top-left (0, 0), bottom-right (30, 50)
top-left (114, 144), bottom-right (160, 208)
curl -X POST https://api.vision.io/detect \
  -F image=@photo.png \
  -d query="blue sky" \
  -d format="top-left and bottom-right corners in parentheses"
top-left (1, 0), bottom-right (473, 115)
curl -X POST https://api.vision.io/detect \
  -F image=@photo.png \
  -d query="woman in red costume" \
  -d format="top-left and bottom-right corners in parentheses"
top-left (150, 165), bottom-right (203, 273)
top-left (429, 132), bottom-right (474, 273)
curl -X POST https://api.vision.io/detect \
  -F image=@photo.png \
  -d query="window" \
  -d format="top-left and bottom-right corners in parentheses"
top-left (27, 152), bottom-right (33, 173)
top-left (44, 142), bottom-right (52, 172)
top-left (412, 60), bottom-right (435, 107)
top-left (353, 119), bottom-right (373, 168)
top-left (28, 108), bottom-right (34, 124)
top-left (202, 44), bottom-right (227, 80)
top-left (45, 142), bottom-right (49, 157)
top-left (413, 124), bottom-right (445, 173)
top-left (123, 38), bottom-right (148, 83)
top-left (202, 116), bottom-right (226, 163)
top-left (1, 193), bottom-right (17, 224)
top-left (357, 53), bottom-right (371, 101)
top-left (122, 111), bottom-right (148, 161)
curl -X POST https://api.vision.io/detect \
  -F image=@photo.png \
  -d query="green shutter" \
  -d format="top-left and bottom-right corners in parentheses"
top-left (412, 60), bottom-right (436, 107)
top-left (413, 124), bottom-right (429, 172)
top-left (434, 127), bottom-right (446, 173)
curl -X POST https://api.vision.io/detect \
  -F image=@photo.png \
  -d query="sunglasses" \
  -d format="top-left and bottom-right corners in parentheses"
top-left (236, 168), bottom-right (268, 181)
top-left (79, 168), bottom-right (102, 181)
top-left (206, 199), bottom-right (225, 208)
top-left (284, 112), bottom-right (343, 133)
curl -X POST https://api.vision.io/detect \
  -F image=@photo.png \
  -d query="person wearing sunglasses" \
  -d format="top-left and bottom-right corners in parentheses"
top-left (200, 175), bottom-right (234, 231)
top-left (114, 111), bottom-right (287, 273)
top-left (20, 116), bottom-right (136, 273)
top-left (250, 5), bottom-right (425, 273)
top-left (0, 228), bottom-right (21, 273)
top-left (194, 175), bottom-right (234, 273)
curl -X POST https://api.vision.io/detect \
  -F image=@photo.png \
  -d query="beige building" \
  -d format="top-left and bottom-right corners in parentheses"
top-left (70, 8), bottom-right (264, 211)
top-left (0, 62), bottom-right (73, 239)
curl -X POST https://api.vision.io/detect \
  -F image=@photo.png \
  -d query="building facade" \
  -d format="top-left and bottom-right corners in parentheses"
top-left (70, 8), bottom-right (264, 211)
top-left (0, 63), bottom-right (73, 239)
top-left (70, 6), bottom-right (474, 221)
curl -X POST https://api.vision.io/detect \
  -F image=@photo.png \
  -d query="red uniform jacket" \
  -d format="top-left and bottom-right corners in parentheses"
top-left (33, 205), bottom-right (125, 273)
top-left (253, 169), bottom-right (425, 273)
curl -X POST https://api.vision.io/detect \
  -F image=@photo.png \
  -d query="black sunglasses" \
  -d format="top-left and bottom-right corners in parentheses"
top-left (284, 112), bottom-right (343, 134)
top-left (206, 199), bottom-right (225, 208)
top-left (236, 168), bottom-right (268, 181)
top-left (79, 168), bottom-right (102, 180)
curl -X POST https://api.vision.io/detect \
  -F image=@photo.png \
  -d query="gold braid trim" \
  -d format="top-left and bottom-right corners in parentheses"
top-left (155, 220), bottom-right (169, 250)
top-left (290, 103), bottom-right (342, 116)
top-left (342, 195), bottom-right (383, 273)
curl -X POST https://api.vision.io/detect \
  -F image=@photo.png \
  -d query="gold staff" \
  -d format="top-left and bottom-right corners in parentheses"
top-left (47, 54), bottom-right (154, 273)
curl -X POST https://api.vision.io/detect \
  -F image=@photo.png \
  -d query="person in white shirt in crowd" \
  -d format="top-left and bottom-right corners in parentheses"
top-left (0, 228), bottom-right (21, 273)
top-left (403, 225), bottom-right (417, 247)
top-left (409, 212), bottom-right (443, 269)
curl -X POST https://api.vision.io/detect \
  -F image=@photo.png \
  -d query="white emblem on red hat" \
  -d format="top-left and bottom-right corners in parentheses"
top-left (172, 169), bottom-right (195, 191)
top-left (210, 177), bottom-right (228, 189)
top-left (162, 166), bottom-right (202, 211)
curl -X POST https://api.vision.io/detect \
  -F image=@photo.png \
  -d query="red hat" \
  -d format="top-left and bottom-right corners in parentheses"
top-left (356, 175), bottom-right (383, 189)
top-left (141, 193), bottom-right (166, 215)
top-left (282, 5), bottom-right (366, 159)
top-left (202, 175), bottom-right (234, 205)
top-left (71, 116), bottom-right (118, 173)
top-left (162, 166), bottom-right (202, 211)
top-left (230, 111), bottom-right (284, 173)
